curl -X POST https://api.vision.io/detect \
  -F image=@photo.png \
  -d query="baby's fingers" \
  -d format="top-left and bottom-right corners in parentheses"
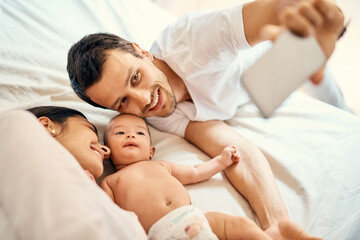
top-left (231, 148), bottom-right (240, 162)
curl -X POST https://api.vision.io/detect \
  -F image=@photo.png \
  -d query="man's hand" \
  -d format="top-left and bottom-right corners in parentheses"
top-left (260, 0), bottom-right (344, 84)
top-left (219, 145), bottom-right (240, 168)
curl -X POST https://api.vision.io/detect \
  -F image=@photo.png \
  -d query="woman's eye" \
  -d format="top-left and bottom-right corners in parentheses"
top-left (115, 131), bottom-right (125, 135)
top-left (137, 132), bottom-right (145, 135)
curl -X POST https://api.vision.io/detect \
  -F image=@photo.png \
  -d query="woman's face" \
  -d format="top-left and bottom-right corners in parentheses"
top-left (55, 116), bottom-right (110, 178)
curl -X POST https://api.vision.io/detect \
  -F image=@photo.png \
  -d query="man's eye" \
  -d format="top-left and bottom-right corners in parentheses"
top-left (115, 131), bottom-right (125, 135)
top-left (119, 98), bottom-right (127, 109)
top-left (131, 72), bottom-right (140, 86)
top-left (137, 132), bottom-right (145, 135)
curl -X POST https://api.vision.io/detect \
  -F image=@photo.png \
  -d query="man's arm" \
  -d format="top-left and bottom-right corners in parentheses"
top-left (242, 0), bottom-right (282, 46)
top-left (164, 145), bottom-right (239, 185)
top-left (185, 120), bottom-right (288, 231)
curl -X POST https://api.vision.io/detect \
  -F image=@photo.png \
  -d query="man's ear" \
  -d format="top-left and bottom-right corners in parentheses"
top-left (131, 42), bottom-right (153, 60)
top-left (38, 116), bottom-right (59, 136)
top-left (149, 146), bottom-right (156, 160)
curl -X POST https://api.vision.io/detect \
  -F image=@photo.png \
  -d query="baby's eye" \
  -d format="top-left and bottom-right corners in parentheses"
top-left (115, 131), bottom-right (125, 135)
top-left (137, 132), bottom-right (145, 135)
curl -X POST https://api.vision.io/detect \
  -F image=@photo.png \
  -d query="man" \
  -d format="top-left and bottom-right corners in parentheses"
top-left (67, 0), bottom-right (344, 238)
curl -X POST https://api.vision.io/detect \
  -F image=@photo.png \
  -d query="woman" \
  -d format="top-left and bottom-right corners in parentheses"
top-left (0, 108), bottom-right (147, 240)
top-left (27, 106), bottom-right (110, 181)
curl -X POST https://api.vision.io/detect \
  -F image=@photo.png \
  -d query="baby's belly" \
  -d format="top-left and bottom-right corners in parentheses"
top-left (123, 179), bottom-right (191, 232)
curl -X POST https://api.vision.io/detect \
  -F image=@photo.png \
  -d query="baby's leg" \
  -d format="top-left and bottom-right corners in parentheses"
top-left (205, 212), bottom-right (272, 240)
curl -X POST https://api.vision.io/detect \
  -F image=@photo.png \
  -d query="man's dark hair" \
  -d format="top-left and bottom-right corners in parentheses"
top-left (67, 33), bottom-right (141, 108)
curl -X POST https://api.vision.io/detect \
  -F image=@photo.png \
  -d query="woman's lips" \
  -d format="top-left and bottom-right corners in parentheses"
top-left (92, 148), bottom-right (104, 161)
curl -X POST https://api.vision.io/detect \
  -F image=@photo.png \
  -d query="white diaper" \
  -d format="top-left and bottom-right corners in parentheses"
top-left (148, 205), bottom-right (218, 240)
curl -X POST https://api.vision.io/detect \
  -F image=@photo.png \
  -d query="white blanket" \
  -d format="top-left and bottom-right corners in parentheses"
top-left (1, 0), bottom-right (360, 239)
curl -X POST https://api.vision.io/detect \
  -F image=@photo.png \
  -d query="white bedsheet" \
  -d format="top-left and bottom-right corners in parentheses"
top-left (1, 0), bottom-right (360, 239)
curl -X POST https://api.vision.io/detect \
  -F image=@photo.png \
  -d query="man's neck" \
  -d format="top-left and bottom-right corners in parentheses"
top-left (153, 58), bottom-right (191, 103)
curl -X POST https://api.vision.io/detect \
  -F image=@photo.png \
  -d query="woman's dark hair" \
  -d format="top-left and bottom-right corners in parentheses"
top-left (26, 106), bottom-right (97, 135)
top-left (67, 33), bottom-right (142, 109)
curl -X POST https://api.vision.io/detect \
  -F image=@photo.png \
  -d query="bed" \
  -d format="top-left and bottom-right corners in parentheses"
top-left (1, 0), bottom-right (360, 239)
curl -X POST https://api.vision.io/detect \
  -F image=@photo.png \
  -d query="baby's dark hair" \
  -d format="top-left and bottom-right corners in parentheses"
top-left (26, 106), bottom-right (98, 136)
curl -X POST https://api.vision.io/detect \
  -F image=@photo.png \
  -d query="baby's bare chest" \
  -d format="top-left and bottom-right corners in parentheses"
top-left (111, 162), bottom-right (190, 209)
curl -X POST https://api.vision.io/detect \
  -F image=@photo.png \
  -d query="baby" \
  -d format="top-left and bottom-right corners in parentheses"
top-left (100, 113), bottom-right (271, 239)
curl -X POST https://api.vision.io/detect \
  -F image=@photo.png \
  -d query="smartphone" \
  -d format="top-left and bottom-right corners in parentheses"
top-left (240, 30), bottom-right (326, 118)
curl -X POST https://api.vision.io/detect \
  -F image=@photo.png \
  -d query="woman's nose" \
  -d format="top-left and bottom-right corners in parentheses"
top-left (101, 145), bottom-right (111, 159)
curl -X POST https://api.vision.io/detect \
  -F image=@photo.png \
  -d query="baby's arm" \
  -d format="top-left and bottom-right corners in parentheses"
top-left (169, 145), bottom-right (239, 185)
top-left (99, 178), bottom-right (115, 202)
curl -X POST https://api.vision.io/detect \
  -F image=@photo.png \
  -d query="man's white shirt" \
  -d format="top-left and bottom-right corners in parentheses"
top-left (147, 4), bottom-right (271, 137)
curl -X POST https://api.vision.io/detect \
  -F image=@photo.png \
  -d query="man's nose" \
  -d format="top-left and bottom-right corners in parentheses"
top-left (130, 89), bottom-right (151, 110)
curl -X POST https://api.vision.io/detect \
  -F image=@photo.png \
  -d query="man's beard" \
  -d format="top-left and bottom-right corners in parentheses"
top-left (157, 84), bottom-right (177, 118)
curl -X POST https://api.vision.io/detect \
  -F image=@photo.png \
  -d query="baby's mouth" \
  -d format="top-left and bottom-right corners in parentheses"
top-left (124, 142), bottom-right (138, 147)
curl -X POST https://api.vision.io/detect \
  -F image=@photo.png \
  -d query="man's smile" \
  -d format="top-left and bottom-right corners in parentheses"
top-left (148, 88), bottom-right (162, 112)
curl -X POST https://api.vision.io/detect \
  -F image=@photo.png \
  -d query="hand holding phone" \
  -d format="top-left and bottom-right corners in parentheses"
top-left (240, 30), bottom-right (326, 118)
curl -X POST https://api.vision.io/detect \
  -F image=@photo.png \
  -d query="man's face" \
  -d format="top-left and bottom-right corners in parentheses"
top-left (86, 49), bottom-right (176, 118)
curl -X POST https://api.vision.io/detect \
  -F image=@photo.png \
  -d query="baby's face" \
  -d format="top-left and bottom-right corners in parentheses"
top-left (106, 114), bottom-right (154, 166)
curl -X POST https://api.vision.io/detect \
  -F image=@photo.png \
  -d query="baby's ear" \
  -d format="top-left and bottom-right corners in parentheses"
top-left (149, 146), bottom-right (156, 159)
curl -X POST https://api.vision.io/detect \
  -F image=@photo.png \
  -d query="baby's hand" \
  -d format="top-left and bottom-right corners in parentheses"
top-left (220, 145), bottom-right (240, 168)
